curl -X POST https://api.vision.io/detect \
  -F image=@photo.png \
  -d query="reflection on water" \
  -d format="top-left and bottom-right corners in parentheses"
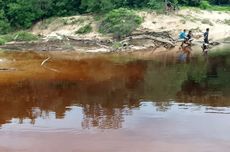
top-left (0, 49), bottom-right (229, 131)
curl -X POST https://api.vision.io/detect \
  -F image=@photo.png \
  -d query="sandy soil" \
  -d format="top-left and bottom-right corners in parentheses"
top-left (139, 9), bottom-right (230, 41)
top-left (1, 9), bottom-right (229, 58)
top-left (32, 9), bottom-right (230, 42)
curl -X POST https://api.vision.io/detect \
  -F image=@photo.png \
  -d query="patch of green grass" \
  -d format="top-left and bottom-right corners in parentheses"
top-left (61, 17), bottom-right (86, 25)
top-left (223, 19), bottom-right (230, 25)
top-left (199, 1), bottom-right (211, 10)
top-left (209, 48), bottom-right (230, 57)
top-left (208, 5), bottom-right (230, 11)
top-left (75, 24), bottom-right (92, 34)
top-left (71, 18), bottom-right (85, 25)
top-left (0, 31), bottom-right (38, 43)
top-left (93, 15), bottom-right (103, 21)
top-left (182, 5), bottom-right (230, 12)
top-left (0, 38), bottom-right (6, 45)
top-left (99, 8), bottom-right (143, 38)
top-left (201, 19), bottom-right (213, 26)
top-left (112, 42), bottom-right (122, 50)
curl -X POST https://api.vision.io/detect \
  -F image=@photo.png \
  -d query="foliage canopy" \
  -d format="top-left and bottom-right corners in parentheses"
top-left (0, 0), bottom-right (229, 34)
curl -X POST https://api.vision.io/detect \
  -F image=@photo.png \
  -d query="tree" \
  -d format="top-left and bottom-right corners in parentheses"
top-left (81, 0), bottom-right (114, 12)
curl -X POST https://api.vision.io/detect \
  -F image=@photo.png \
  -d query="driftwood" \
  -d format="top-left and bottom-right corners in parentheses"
top-left (0, 31), bottom-right (176, 52)
top-left (59, 34), bottom-right (112, 49)
top-left (41, 56), bottom-right (60, 73)
top-left (131, 31), bottom-right (176, 42)
top-left (64, 32), bottom-right (176, 50)
top-left (122, 35), bottom-right (175, 49)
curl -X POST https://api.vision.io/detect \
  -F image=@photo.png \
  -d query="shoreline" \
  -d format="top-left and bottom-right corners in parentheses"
top-left (0, 8), bottom-right (229, 59)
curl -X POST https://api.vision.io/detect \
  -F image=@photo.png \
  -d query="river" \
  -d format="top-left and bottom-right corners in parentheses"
top-left (0, 46), bottom-right (229, 152)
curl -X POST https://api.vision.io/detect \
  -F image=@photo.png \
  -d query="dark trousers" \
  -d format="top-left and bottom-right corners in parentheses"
top-left (204, 38), bottom-right (209, 44)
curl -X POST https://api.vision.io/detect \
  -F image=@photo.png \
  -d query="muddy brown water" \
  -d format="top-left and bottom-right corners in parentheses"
top-left (0, 47), bottom-right (230, 152)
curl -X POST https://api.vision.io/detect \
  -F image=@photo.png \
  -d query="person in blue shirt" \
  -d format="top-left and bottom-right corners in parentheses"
top-left (179, 29), bottom-right (187, 41)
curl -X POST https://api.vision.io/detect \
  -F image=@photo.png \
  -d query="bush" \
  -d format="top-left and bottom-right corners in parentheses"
top-left (13, 31), bottom-right (38, 41)
top-left (0, 10), bottom-right (11, 34)
top-left (148, 0), bottom-right (164, 9)
top-left (99, 8), bottom-right (143, 38)
top-left (224, 19), bottom-right (230, 25)
top-left (0, 38), bottom-right (6, 45)
top-left (199, 1), bottom-right (211, 9)
top-left (201, 19), bottom-right (213, 26)
top-left (0, 31), bottom-right (38, 42)
top-left (75, 24), bottom-right (93, 34)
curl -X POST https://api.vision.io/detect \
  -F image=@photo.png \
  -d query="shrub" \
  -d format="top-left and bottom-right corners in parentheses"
top-left (0, 31), bottom-right (38, 42)
top-left (0, 38), bottom-right (6, 45)
top-left (224, 19), bottom-right (230, 25)
top-left (75, 24), bottom-right (92, 34)
top-left (148, 0), bottom-right (164, 10)
top-left (99, 8), bottom-right (143, 38)
top-left (199, 1), bottom-right (211, 9)
top-left (0, 10), bottom-right (11, 34)
top-left (13, 31), bottom-right (38, 41)
top-left (201, 19), bottom-right (213, 26)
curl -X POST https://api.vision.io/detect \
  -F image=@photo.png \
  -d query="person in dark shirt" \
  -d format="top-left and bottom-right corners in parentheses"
top-left (186, 30), bottom-right (193, 42)
top-left (204, 28), bottom-right (209, 44)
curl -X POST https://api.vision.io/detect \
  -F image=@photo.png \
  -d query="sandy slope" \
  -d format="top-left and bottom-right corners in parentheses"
top-left (31, 9), bottom-right (230, 42)
top-left (141, 10), bottom-right (230, 41)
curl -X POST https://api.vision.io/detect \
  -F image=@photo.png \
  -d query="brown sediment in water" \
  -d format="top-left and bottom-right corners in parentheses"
top-left (0, 49), bottom-right (230, 152)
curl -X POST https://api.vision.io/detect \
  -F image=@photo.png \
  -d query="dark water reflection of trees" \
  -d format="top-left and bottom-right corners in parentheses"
top-left (0, 51), bottom-right (229, 128)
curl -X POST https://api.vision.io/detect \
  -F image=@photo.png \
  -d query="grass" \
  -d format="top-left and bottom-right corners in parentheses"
top-left (62, 17), bottom-right (86, 25)
top-left (0, 38), bottom-right (6, 45)
top-left (209, 48), bottom-right (230, 57)
top-left (181, 5), bottom-right (230, 12)
top-left (75, 24), bottom-right (92, 34)
top-left (208, 5), bottom-right (230, 11)
top-left (201, 19), bottom-right (213, 26)
top-left (112, 42), bottom-right (122, 50)
top-left (223, 19), bottom-right (230, 25)
top-left (0, 31), bottom-right (38, 45)
top-left (99, 8), bottom-right (143, 38)
top-left (71, 18), bottom-right (85, 25)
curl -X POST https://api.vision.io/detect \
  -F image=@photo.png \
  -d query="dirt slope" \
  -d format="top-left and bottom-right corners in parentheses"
top-left (31, 9), bottom-right (230, 42)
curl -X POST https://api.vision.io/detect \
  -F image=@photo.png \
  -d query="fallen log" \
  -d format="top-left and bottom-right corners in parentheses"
top-left (122, 35), bottom-right (176, 49)
top-left (131, 30), bottom-right (176, 42)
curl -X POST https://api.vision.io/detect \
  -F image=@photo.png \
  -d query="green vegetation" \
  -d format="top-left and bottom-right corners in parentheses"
top-left (201, 19), bottom-right (214, 26)
top-left (0, 38), bottom-right (6, 45)
top-left (208, 5), bottom-right (230, 11)
top-left (99, 8), bottom-right (142, 38)
top-left (75, 24), bottom-right (92, 34)
top-left (224, 19), bottom-right (230, 25)
top-left (0, 0), bottom-right (229, 34)
top-left (0, 31), bottom-right (38, 45)
top-left (199, 1), bottom-right (212, 9)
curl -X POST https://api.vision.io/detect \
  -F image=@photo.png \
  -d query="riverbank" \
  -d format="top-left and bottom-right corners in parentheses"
top-left (0, 8), bottom-right (229, 55)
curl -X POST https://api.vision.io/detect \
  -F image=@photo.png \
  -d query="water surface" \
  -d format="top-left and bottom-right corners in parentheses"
top-left (0, 48), bottom-right (230, 152)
